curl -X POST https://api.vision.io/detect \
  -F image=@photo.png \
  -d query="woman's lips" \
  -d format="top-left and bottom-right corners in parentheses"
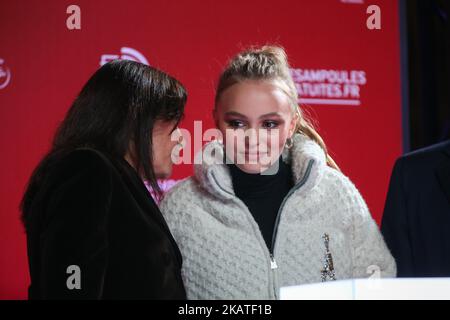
top-left (240, 151), bottom-right (268, 157)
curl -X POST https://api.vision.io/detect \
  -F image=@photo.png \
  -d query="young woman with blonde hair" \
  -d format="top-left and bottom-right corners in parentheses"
top-left (161, 46), bottom-right (396, 299)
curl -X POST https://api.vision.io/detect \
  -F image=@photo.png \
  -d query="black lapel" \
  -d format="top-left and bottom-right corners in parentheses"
top-left (114, 157), bottom-right (183, 261)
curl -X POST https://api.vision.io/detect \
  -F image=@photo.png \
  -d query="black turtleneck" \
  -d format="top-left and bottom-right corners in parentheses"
top-left (228, 158), bottom-right (294, 253)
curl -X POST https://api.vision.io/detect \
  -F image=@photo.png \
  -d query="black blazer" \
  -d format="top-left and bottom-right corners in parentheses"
top-left (381, 140), bottom-right (450, 277)
top-left (24, 148), bottom-right (186, 299)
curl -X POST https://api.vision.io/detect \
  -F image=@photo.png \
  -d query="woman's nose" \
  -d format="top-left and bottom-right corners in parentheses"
top-left (244, 129), bottom-right (259, 147)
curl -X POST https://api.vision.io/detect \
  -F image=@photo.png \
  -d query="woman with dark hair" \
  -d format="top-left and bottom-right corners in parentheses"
top-left (20, 60), bottom-right (187, 299)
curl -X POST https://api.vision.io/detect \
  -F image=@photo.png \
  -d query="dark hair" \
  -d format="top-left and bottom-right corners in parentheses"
top-left (20, 60), bottom-right (187, 224)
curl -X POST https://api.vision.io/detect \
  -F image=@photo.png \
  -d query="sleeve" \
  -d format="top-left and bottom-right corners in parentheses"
top-left (381, 157), bottom-right (414, 277)
top-left (340, 175), bottom-right (397, 279)
top-left (39, 150), bottom-right (113, 299)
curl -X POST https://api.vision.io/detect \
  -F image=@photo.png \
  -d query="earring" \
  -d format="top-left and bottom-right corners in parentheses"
top-left (285, 137), bottom-right (294, 149)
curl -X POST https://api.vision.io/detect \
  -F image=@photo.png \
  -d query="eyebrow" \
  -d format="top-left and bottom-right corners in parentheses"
top-left (224, 111), bottom-right (282, 119)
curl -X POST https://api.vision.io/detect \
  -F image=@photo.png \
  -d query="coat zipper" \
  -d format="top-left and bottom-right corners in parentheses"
top-left (211, 158), bottom-right (315, 299)
top-left (271, 159), bottom-right (315, 254)
top-left (269, 159), bottom-right (315, 299)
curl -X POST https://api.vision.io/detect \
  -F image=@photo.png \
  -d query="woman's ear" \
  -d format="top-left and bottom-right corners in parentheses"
top-left (289, 110), bottom-right (299, 137)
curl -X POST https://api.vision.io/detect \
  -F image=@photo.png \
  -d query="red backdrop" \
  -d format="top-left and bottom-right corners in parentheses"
top-left (0, 0), bottom-right (403, 299)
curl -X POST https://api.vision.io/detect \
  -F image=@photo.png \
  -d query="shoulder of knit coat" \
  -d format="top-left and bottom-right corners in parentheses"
top-left (160, 133), bottom-right (397, 299)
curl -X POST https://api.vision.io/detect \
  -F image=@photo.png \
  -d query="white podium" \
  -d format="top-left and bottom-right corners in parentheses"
top-left (280, 278), bottom-right (450, 300)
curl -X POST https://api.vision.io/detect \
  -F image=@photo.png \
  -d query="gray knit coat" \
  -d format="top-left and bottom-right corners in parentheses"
top-left (160, 133), bottom-right (397, 299)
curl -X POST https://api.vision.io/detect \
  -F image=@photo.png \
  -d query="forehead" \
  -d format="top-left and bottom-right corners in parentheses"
top-left (217, 80), bottom-right (292, 115)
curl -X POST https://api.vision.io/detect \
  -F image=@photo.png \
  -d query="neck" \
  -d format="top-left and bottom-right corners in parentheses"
top-left (227, 157), bottom-right (293, 198)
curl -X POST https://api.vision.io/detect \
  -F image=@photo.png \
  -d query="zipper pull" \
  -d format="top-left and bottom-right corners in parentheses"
top-left (270, 254), bottom-right (278, 269)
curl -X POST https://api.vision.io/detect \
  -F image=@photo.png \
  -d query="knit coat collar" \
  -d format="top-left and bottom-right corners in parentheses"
top-left (193, 133), bottom-right (327, 200)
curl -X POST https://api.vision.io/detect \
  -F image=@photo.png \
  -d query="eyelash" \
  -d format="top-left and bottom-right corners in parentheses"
top-left (262, 121), bottom-right (279, 129)
top-left (227, 120), bottom-right (246, 128)
top-left (226, 120), bottom-right (280, 129)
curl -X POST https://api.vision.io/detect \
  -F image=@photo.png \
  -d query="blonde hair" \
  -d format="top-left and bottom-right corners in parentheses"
top-left (215, 45), bottom-right (340, 171)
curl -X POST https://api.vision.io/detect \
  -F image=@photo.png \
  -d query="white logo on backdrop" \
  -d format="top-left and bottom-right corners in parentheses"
top-left (290, 68), bottom-right (367, 106)
top-left (100, 47), bottom-right (150, 66)
top-left (0, 58), bottom-right (11, 90)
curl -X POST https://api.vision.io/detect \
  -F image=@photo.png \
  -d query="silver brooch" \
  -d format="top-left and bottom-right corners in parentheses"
top-left (321, 233), bottom-right (336, 282)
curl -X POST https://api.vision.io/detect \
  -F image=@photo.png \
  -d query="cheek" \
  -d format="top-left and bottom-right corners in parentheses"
top-left (153, 134), bottom-right (175, 159)
top-left (216, 121), bottom-right (228, 139)
top-left (166, 138), bottom-right (178, 158)
top-left (278, 127), bottom-right (291, 145)
top-left (264, 126), bottom-right (290, 151)
top-left (217, 122), bottom-right (235, 147)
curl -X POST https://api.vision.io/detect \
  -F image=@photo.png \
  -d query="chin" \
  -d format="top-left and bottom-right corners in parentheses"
top-left (236, 164), bottom-right (264, 174)
top-left (155, 167), bottom-right (172, 179)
